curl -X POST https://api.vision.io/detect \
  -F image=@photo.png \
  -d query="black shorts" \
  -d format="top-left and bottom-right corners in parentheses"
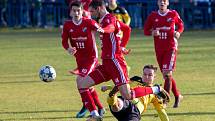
top-left (110, 96), bottom-right (141, 121)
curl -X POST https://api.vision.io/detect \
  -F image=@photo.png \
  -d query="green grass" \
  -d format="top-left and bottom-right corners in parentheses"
top-left (0, 29), bottom-right (215, 121)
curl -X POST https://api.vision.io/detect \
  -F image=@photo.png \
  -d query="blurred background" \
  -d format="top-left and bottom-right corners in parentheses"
top-left (0, 0), bottom-right (215, 30)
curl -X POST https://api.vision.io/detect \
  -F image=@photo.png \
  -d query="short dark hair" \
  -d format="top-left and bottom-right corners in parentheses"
top-left (89, 0), bottom-right (105, 9)
top-left (143, 64), bottom-right (158, 72)
top-left (69, 1), bottom-right (83, 10)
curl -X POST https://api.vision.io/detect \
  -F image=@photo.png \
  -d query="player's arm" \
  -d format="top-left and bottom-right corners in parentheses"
top-left (61, 23), bottom-right (70, 50)
top-left (118, 21), bottom-right (131, 55)
top-left (119, 21), bottom-right (131, 47)
top-left (152, 98), bottom-right (170, 121)
top-left (143, 13), bottom-right (154, 36)
top-left (156, 109), bottom-right (169, 121)
top-left (82, 0), bottom-right (92, 10)
top-left (174, 11), bottom-right (184, 39)
top-left (61, 22), bottom-right (77, 55)
top-left (121, 8), bottom-right (131, 25)
top-left (122, 14), bottom-right (131, 26)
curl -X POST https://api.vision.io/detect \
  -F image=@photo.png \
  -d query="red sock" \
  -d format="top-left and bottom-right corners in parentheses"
top-left (89, 88), bottom-right (103, 109)
top-left (164, 77), bottom-right (172, 94)
top-left (171, 78), bottom-right (180, 97)
top-left (79, 88), bottom-right (97, 112)
top-left (131, 86), bottom-right (153, 98)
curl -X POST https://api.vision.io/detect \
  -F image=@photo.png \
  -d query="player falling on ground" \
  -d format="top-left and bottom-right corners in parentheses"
top-left (144, 0), bottom-right (184, 108)
top-left (101, 64), bottom-right (170, 121)
top-left (77, 0), bottom-right (167, 120)
top-left (61, 1), bottom-right (105, 118)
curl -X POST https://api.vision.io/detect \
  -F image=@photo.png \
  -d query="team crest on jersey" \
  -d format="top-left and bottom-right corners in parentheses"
top-left (163, 64), bottom-right (167, 69)
top-left (69, 29), bottom-right (73, 32)
top-left (82, 27), bottom-right (87, 32)
top-left (81, 68), bottom-right (87, 74)
top-left (155, 19), bottom-right (159, 22)
top-left (167, 18), bottom-right (172, 22)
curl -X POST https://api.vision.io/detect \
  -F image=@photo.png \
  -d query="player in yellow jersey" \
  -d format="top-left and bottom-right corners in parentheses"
top-left (101, 64), bottom-right (170, 121)
top-left (106, 0), bottom-right (131, 25)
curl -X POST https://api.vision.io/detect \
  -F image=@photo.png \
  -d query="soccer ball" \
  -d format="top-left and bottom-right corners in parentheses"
top-left (39, 65), bottom-right (56, 82)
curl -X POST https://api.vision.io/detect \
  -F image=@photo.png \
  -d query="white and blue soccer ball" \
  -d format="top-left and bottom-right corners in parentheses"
top-left (39, 65), bottom-right (56, 82)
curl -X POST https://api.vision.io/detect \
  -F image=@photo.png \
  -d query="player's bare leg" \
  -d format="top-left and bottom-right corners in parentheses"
top-left (162, 71), bottom-right (172, 107)
top-left (173, 94), bottom-right (183, 108)
top-left (163, 70), bottom-right (183, 108)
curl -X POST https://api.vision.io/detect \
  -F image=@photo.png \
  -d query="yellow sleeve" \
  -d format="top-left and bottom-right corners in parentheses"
top-left (157, 109), bottom-right (169, 121)
top-left (152, 97), bottom-right (169, 121)
top-left (122, 13), bottom-right (131, 26)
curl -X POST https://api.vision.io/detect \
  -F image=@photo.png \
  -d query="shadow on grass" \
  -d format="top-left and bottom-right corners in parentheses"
top-left (0, 110), bottom-right (77, 120)
top-left (0, 111), bottom-right (215, 121)
top-left (1, 116), bottom-right (73, 121)
top-left (1, 111), bottom-right (215, 120)
top-left (141, 112), bottom-right (215, 117)
top-left (183, 92), bottom-right (215, 96)
top-left (0, 109), bottom-right (81, 115)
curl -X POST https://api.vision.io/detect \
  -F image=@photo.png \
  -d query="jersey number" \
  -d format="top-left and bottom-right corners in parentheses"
top-left (159, 32), bottom-right (167, 40)
top-left (76, 42), bottom-right (85, 49)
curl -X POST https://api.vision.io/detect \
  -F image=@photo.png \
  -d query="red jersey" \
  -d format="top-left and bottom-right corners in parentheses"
top-left (99, 13), bottom-right (122, 59)
top-left (61, 18), bottom-right (99, 61)
top-left (144, 10), bottom-right (184, 51)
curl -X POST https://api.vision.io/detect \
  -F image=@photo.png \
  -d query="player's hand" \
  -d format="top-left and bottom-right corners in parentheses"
top-left (97, 27), bottom-right (104, 33)
top-left (68, 68), bottom-right (80, 75)
top-left (152, 29), bottom-right (160, 36)
top-left (174, 31), bottom-right (181, 39)
top-left (121, 47), bottom-right (131, 55)
top-left (67, 47), bottom-right (77, 55)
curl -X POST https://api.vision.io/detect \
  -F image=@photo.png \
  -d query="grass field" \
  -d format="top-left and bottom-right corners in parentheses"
top-left (0, 29), bottom-right (215, 121)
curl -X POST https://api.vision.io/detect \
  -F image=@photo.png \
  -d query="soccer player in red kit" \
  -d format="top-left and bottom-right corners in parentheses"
top-left (76, 0), bottom-right (166, 120)
top-left (61, 1), bottom-right (105, 118)
top-left (144, 0), bottom-right (184, 108)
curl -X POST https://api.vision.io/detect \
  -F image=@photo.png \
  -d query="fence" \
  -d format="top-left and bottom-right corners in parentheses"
top-left (121, 0), bottom-right (215, 29)
top-left (0, 0), bottom-right (215, 29)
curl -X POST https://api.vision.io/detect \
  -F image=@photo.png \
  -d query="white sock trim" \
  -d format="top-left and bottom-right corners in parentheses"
top-left (152, 86), bottom-right (160, 94)
top-left (90, 110), bottom-right (99, 116)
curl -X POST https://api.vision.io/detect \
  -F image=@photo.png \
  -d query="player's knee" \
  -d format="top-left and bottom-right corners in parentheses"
top-left (163, 71), bottom-right (172, 80)
top-left (77, 75), bottom-right (95, 89)
top-left (76, 80), bottom-right (82, 89)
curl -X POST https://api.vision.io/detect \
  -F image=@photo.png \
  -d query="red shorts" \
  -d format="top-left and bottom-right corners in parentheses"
top-left (76, 58), bottom-right (98, 77)
top-left (89, 57), bottom-right (129, 86)
top-left (155, 49), bottom-right (177, 72)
